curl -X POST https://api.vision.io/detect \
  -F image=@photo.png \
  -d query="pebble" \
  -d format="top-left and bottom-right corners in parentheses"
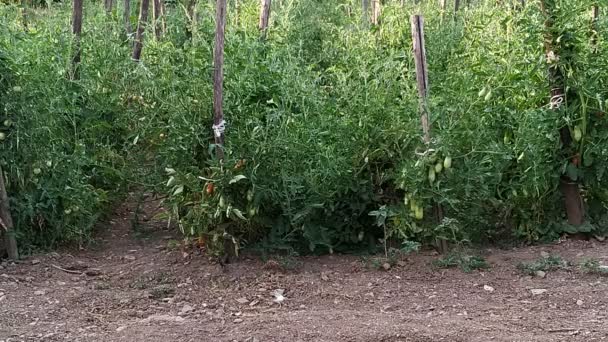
top-left (483, 285), bottom-right (495, 292)
top-left (540, 251), bottom-right (550, 258)
top-left (535, 270), bottom-right (546, 278)
top-left (382, 263), bottom-right (391, 271)
top-left (576, 300), bottom-right (583, 306)
top-left (236, 297), bottom-right (249, 304)
top-left (34, 290), bottom-right (45, 296)
top-left (31, 259), bottom-right (40, 265)
top-left (179, 304), bottom-right (194, 315)
top-left (116, 326), bottom-right (126, 332)
top-left (530, 289), bottom-right (547, 295)
top-left (233, 318), bottom-right (243, 323)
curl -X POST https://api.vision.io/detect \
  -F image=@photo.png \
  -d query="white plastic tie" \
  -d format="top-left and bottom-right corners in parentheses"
top-left (212, 120), bottom-right (226, 138)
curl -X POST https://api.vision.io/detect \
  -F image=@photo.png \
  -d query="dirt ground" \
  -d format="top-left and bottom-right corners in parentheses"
top-left (1, 201), bottom-right (608, 342)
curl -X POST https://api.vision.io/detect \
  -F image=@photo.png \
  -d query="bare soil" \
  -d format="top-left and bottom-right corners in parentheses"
top-left (1, 201), bottom-right (608, 342)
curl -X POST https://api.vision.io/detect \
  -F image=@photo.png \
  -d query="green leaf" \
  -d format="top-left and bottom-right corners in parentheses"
top-left (172, 185), bottom-right (184, 196)
top-left (232, 208), bottom-right (247, 221)
top-left (566, 164), bottom-right (579, 181)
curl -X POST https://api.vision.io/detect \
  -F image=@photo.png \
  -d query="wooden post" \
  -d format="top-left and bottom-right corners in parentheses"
top-left (124, 0), bottom-right (132, 37)
top-left (213, 0), bottom-right (227, 160)
top-left (132, 0), bottom-right (150, 61)
top-left (539, 0), bottom-right (585, 226)
top-left (259, 0), bottom-right (271, 36)
top-left (0, 166), bottom-right (18, 260)
top-left (411, 15), bottom-right (448, 254)
top-left (371, 0), bottom-right (381, 26)
top-left (70, 0), bottom-right (83, 80)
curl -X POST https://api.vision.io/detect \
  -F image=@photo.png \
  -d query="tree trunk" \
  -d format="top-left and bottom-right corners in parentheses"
top-left (132, 0), bottom-right (150, 61)
top-left (70, 0), bottom-right (83, 80)
top-left (213, 0), bottom-right (227, 160)
top-left (371, 0), bottom-right (380, 26)
top-left (259, 0), bottom-right (271, 35)
top-left (124, 0), bottom-right (132, 36)
top-left (0, 166), bottom-right (18, 260)
top-left (539, 0), bottom-right (585, 226)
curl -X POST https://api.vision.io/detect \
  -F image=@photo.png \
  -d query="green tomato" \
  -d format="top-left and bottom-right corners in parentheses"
top-left (33, 168), bottom-right (42, 175)
top-left (573, 126), bottom-right (583, 142)
top-left (443, 156), bottom-right (452, 170)
top-left (428, 168), bottom-right (436, 184)
top-left (434, 162), bottom-right (443, 174)
top-left (484, 89), bottom-right (493, 102)
top-left (219, 196), bottom-right (226, 208)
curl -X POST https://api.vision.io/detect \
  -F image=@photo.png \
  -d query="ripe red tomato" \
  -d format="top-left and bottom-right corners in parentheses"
top-left (206, 183), bottom-right (215, 195)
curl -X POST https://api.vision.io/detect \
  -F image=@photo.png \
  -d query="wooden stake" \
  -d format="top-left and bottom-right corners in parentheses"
top-left (410, 15), bottom-right (448, 254)
top-left (259, 0), bottom-right (272, 34)
top-left (132, 0), bottom-right (150, 61)
top-left (539, 0), bottom-right (585, 226)
top-left (371, 0), bottom-right (381, 26)
top-left (0, 166), bottom-right (18, 260)
top-left (411, 15), bottom-right (430, 141)
top-left (213, 0), bottom-right (227, 160)
top-left (70, 0), bottom-right (83, 80)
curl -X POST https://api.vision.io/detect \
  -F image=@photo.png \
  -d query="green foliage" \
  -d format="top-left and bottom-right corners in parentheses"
top-left (433, 251), bottom-right (490, 273)
top-left (1, 0), bottom-right (607, 256)
top-left (517, 254), bottom-right (568, 274)
top-left (579, 258), bottom-right (608, 276)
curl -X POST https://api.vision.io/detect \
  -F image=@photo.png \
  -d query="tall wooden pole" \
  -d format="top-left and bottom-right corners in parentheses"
top-left (411, 15), bottom-right (448, 254)
top-left (259, 0), bottom-right (272, 37)
top-left (0, 166), bottom-right (18, 260)
top-left (213, 0), bottom-right (227, 160)
top-left (132, 0), bottom-right (150, 61)
top-left (539, 0), bottom-right (585, 226)
top-left (70, 0), bottom-right (83, 80)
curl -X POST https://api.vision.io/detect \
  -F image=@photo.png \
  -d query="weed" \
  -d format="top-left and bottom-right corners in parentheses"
top-left (579, 258), bottom-right (608, 276)
top-left (517, 255), bottom-right (568, 275)
top-left (433, 251), bottom-right (490, 273)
